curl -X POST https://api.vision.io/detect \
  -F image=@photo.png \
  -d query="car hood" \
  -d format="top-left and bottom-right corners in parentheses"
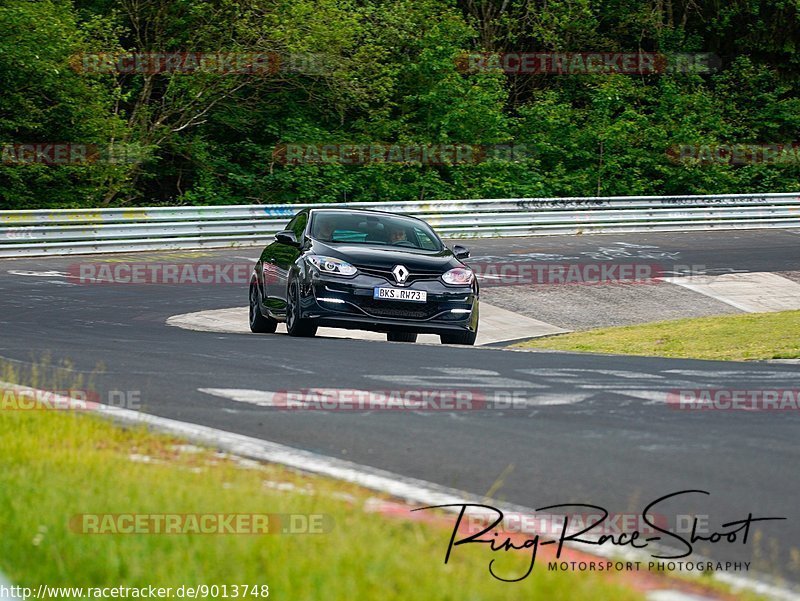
top-left (309, 241), bottom-right (459, 272)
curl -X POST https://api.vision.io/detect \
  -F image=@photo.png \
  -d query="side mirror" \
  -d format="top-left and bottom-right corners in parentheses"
top-left (452, 244), bottom-right (470, 260)
top-left (275, 230), bottom-right (300, 247)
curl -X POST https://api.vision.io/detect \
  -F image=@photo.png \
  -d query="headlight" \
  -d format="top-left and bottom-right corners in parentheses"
top-left (308, 255), bottom-right (358, 277)
top-left (441, 267), bottom-right (474, 285)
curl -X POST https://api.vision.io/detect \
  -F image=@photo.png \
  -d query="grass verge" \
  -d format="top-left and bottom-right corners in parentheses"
top-left (0, 406), bottom-right (643, 600)
top-left (515, 310), bottom-right (800, 361)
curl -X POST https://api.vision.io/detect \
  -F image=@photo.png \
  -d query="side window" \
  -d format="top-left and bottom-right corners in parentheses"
top-left (413, 227), bottom-right (438, 250)
top-left (286, 213), bottom-right (308, 240)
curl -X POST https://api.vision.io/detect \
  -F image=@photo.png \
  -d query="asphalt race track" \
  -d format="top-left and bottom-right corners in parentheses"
top-left (2, 229), bottom-right (800, 587)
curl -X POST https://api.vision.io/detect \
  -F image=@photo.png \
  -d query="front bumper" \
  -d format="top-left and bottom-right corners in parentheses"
top-left (300, 272), bottom-right (478, 334)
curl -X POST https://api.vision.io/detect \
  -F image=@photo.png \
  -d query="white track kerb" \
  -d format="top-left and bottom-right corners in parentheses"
top-left (1, 382), bottom-right (796, 601)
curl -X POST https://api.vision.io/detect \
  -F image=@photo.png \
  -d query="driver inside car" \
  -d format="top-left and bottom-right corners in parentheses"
top-left (316, 219), bottom-right (336, 241)
top-left (389, 226), bottom-right (408, 244)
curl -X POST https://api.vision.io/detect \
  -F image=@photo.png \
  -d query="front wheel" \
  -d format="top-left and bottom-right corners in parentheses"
top-left (440, 330), bottom-right (477, 346)
top-left (387, 331), bottom-right (417, 343)
top-left (286, 282), bottom-right (318, 337)
top-left (249, 283), bottom-right (277, 333)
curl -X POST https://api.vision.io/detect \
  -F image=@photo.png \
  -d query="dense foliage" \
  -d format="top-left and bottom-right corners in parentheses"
top-left (1, 0), bottom-right (799, 208)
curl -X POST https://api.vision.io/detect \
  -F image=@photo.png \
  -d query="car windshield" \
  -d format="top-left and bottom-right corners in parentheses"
top-left (309, 212), bottom-right (443, 251)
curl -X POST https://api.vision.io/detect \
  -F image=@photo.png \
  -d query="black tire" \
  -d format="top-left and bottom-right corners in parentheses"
top-left (249, 282), bottom-right (278, 333)
top-left (440, 330), bottom-right (477, 345)
top-left (387, 331), bottom-right (418, 343)
top-left (286, 282), bottom-right (318, 337)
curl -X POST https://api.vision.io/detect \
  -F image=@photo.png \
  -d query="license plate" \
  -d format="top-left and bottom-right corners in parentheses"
top-left (373, 287), bottom-right (427, 302)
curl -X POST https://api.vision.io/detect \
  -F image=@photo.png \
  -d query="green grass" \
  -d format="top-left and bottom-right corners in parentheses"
top-left (516, 310), bottom-right (800, 361)
top-left (0, 407), bottom-right (644, 601)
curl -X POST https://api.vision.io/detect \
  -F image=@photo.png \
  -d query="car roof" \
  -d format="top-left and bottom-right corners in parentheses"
top-left (308, 207), bottom-right (429, 224)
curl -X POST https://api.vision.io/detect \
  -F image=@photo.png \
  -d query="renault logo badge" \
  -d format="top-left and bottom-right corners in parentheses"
top-left (392, 265), bottom-right (409, 285)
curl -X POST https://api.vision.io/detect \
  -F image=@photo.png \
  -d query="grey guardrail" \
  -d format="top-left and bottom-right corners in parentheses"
top-left (1, 192), bottom-right (799, 257)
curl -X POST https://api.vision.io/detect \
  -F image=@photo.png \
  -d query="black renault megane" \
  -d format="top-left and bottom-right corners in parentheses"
top-left (249, 208), bottom-right (479, 344)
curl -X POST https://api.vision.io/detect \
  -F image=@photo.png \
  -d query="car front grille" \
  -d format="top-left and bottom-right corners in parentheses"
top-left (355, 265), bottom-right (441, 285)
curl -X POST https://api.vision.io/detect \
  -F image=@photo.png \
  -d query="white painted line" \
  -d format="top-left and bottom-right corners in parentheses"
top-left (199, 388), bottom-right (283, 407)
top-left (665, 272), bottom-right (800, 313)
top-left (166, 303), bottom-right (568, 345)
top-left (1, 381), bottom-right (797, 601)
top-left (647, 592), bottom-right (715, 601)
top-left (198, 387), bottom-right (591, 408)
top-left (7, 270), bottom-right (69, 278)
